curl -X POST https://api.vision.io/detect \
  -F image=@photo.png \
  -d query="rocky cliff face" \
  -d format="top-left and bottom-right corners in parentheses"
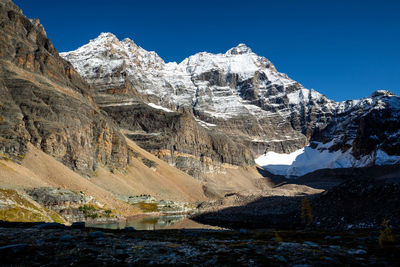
top-left (61, 34), bottom-right (317, 157)
top-left (0, 1), bottom-right (130, 175)
top-left (62, 33), bottom-right (400, 176)
top-left (312, 90), bottom-right (400, 159)
top-left (102, 102), bottom-right (253, 178)
top-left (26, 188), bottom-right (119, 223)
top-left (61, 33), bottom-right (256, 177)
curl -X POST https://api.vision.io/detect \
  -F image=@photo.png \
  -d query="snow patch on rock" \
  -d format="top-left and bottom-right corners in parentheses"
top-left (256, 141), bottom-right (400, 177)
top-left (148, 103), bottom-right (173, 113)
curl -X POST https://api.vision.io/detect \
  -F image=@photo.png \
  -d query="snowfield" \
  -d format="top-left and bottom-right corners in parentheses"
top-left (256, 143), bottom-right (400, 177)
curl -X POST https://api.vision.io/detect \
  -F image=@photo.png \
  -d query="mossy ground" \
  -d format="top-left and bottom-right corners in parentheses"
top-left (0, 153), bottom-right (11, 161)
top-left (0, 207), bottom-right (48, 222)
top-left (0, 188), bottom-right (65, 223)
top-left (0, 152), bottom-right (25, 163)
top-left (136, 202), bottom-right (158, 213)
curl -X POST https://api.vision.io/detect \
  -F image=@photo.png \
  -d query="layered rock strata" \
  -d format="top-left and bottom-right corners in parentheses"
top-left (0, 1), bottom-right (131, 175)
top-left (62, 33), bottom-right (400, 176)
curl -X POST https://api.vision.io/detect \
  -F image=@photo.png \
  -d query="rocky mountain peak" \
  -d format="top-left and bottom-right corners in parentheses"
top-left (93, 32), bottom-right (118, 42)
top-left (121, 37), bottom-right (136, 46)
top-left (226, 43), bottom-right (253, 55)
top-left (0, 0), bottom-right (22, 13)
top-left (88, 33), bottom-right (146, 56)
top-left (29, 19), bottom-right (47, 37)
top-left (60, 32), bottom-right (165, 78)
top-left (370, 90), bottom-right (395, 98)
top-left (179, 46), bottom-right (277, 78)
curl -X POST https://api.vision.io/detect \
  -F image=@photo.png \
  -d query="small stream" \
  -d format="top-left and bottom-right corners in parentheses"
top-left (86, 214), bottom-right (225, 230)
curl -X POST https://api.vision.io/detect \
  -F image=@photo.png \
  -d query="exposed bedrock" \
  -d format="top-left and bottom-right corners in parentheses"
top-left (58, 23), bottom-right (400, 174)
top-left (102, 103), bottom-right (254, 178)
top-left (0, 1), bottom-right (131, 175)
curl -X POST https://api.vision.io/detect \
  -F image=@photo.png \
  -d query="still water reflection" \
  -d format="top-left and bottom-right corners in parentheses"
top-left (86, 214), bottom-right (225, 230)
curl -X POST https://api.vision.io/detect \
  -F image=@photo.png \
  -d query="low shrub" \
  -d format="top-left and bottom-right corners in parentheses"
top-left (79, 204), bottom-right (99, 219)
top-left (379, 219), bottom-right (395, 247)
top-left (137, 202), bottom-right (158, 212)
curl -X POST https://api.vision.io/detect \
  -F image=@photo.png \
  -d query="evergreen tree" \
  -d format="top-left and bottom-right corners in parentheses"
top-left (301, 197), bottom-right (313, 225)
top-left (379, 219), bottom-right (395, 247)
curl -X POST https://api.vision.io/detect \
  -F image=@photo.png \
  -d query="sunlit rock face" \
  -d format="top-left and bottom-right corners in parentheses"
top-left (0, 2), bottom-right (131, 175)
top-left (62, 33), bottom-right (400, 176)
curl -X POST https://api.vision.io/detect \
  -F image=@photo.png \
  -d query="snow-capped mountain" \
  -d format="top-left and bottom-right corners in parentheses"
top-left (60, 33), bottom-right (329, 151)
top-left (256, 90), bottom-right (400, 176)
top-left (61, 33), bottom-right (400, 177)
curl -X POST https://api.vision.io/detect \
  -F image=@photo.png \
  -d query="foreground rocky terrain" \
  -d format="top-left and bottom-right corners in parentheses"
top-left (0, 221), bottom-right (399, 266)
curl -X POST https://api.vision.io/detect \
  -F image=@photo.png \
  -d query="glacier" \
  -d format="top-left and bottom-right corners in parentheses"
top-left (256, 143), bottom-right (400, 177)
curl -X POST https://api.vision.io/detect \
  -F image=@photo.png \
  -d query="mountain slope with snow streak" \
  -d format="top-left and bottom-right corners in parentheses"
top-left (61, 33), bottom-right (400, 177)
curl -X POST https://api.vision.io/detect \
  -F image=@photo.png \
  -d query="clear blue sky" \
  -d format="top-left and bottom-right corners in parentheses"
top-left (14, 0), bottom-right (400, 101)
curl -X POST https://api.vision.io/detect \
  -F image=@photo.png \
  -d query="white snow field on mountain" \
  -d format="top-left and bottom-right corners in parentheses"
top-left (256, 143), bottom-right (400, 177)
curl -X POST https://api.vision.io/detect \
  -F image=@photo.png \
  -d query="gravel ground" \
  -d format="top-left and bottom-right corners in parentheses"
top-left (0, 222), bottom-right (399, 266)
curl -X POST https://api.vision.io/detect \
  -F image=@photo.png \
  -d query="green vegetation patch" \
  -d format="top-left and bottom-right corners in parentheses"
top-left (0, 152), bottom-right (25, 163)
top-left (79, 204), bottom-right (99, 219)
top-left (0, 152), bottom-right (11, 161)
top-left (16, 154), bottom-right (25, 161)
top-left (0, 207), bottom-right (48, 222)
top-left (136, 202), bottom-right (158, 213)
top-left (0, 188), bottom-right (39, 211)
top-left (140, 217), bottom-right (159, 225)
top-left (0, 188), bottom-right (66, 223)
top-left (45, 208), bottom-right (65, 224)
top-left (78, 204), bottom-right (115, 219)
top-left (379, 219), bottom-right (396, 247)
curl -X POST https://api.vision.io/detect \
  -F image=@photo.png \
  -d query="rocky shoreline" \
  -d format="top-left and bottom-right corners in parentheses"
top-left (0, 221), bottom-right (398, 266)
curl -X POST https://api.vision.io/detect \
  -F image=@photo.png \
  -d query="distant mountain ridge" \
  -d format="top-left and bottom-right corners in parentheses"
top-left (61, 33), bottom-right (400, 177)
